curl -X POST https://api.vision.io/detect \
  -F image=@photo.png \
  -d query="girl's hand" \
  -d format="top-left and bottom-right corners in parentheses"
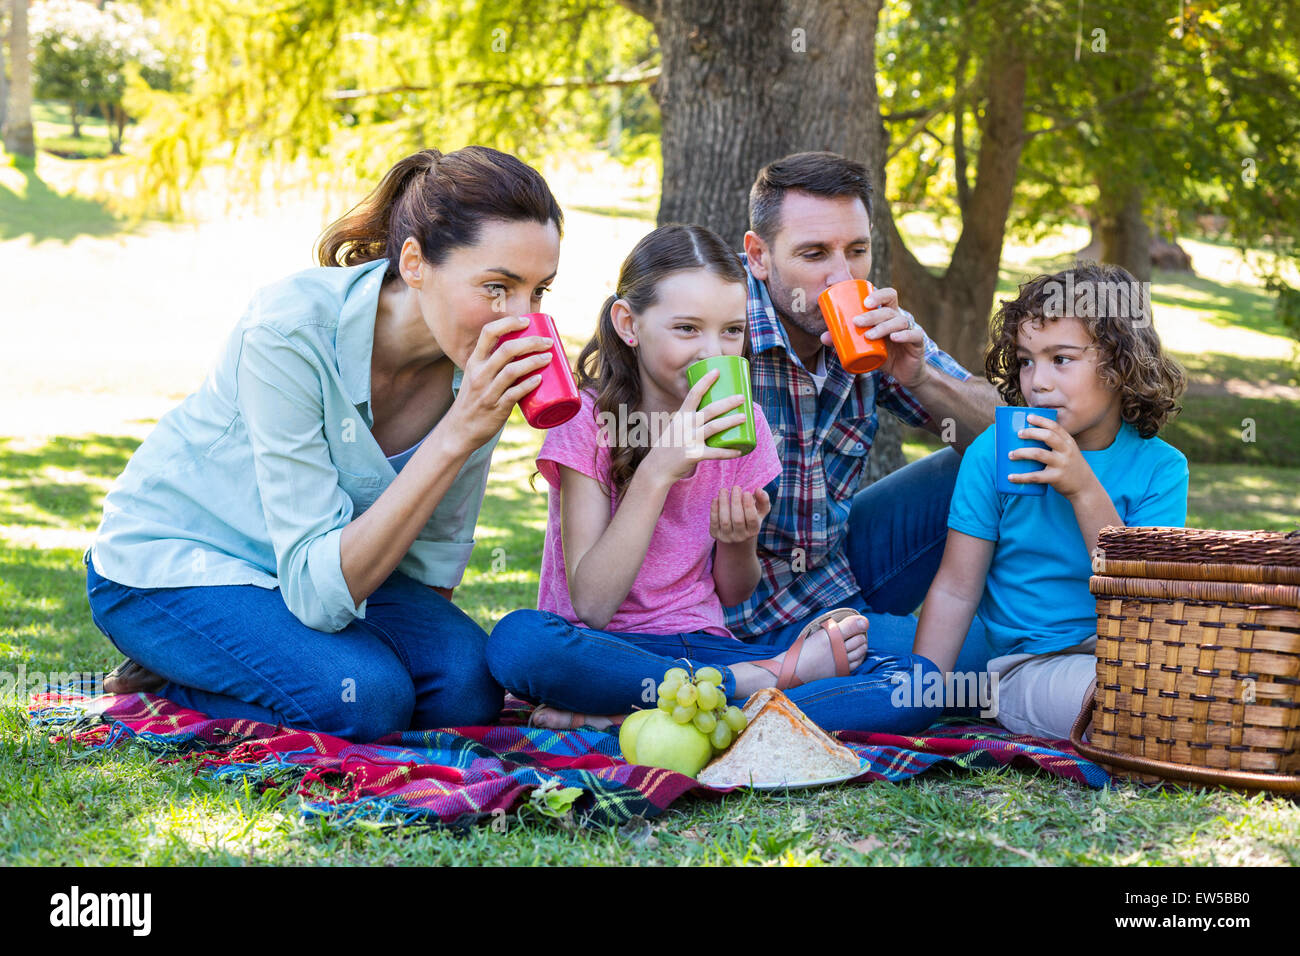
top-left (1008, 413), bottom-right (1100, 499)
top-left (642, 369), bottom-right (749, 485)
top-left (443, 315), bottom-right (554, 450)
top-left (711, 486), bottom-right (771, 544)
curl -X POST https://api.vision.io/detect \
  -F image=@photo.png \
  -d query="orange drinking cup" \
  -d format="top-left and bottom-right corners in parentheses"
top-left (817, 279), bottom-right (888, 374)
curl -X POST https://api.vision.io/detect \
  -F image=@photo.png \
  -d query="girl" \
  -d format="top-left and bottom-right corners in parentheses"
top-left (913, 262), bottom-right (1189, 740)
top-left (87, 146), bottom-right (562, 741)
top-left (488, 224), bottom-right (941, 733)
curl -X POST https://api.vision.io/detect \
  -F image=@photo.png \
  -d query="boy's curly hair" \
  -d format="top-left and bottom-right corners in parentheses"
top-left (985, 261), bottom-right (1186, 438)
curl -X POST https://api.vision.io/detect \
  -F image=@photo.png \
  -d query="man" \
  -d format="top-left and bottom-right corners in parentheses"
top-left (728, 150), bottom-right (997, 680)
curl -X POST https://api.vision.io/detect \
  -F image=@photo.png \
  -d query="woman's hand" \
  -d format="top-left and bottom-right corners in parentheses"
top-left (711, 486), bottom-right (771, 544)
top-left (640, 369), bottom-right (749, 486)
top-left (443, 315), bottom-right (553, 450)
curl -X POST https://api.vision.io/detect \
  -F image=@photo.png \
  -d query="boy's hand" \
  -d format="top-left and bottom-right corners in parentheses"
top-left (1007, 413), bottom-right (1100, 499)
top-left (710, 486), bottom-right (771, 544)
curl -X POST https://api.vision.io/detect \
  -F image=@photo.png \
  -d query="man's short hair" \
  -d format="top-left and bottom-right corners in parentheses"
top-left (748, 151), bottom-right (874, 242)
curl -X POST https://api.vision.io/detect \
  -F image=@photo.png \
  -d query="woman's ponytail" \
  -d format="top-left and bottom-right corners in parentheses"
top-left (315, 146), bottom-right (562, 280)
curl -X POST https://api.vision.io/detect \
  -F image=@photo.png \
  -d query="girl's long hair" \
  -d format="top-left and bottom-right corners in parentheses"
top-left (315, 145), bottom-right (563, 277)
top-left (575, 223), bottom-right (748, 500)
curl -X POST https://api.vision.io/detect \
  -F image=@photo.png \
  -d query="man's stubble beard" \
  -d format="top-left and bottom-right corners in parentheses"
top-left (766, 262), bottom-right (827, 341)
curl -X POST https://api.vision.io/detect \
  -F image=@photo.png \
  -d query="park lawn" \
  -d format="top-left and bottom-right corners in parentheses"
top-left (31, 101), bottom-right (115, 161)
top-left (2, 413), bottom-right (1299, 866)
top-left (1, 166), bottom-right (1296, 865)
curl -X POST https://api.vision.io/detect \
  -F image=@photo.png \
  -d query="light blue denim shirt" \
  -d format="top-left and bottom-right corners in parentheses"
top-left (90, 258), bottom-right (502, 633)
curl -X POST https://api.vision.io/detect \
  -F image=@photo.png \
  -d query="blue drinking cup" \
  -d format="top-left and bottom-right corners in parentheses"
top-left (994, 406), bottom-right (1059, 496)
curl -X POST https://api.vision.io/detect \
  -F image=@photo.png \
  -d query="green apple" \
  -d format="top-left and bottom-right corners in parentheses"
top-left (626, 709), bottom-right (713, 777)
top-left (618, 708), bottom-right (655, 765)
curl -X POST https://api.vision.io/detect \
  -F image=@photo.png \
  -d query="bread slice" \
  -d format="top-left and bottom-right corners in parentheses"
top-left (696, 688), bottom-right (865, 787)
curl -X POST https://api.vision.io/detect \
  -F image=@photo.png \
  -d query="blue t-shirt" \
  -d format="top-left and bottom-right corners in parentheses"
top-left (948, 421), bottom-right (1189, 659)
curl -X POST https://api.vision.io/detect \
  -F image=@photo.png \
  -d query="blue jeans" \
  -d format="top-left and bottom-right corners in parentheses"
top-left (790, 448), bottom-right (990, 679)
top-left (85, 550), bottom-right (503, 741)
top-left (488, 609), bottom-right (941, 734)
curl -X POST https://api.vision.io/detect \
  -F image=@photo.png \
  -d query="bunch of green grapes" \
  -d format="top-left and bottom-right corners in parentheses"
top-left (655, 666), bottom-right (748, 752)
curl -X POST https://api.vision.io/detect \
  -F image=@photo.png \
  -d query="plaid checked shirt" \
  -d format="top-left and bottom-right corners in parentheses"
top-left (724, 257), bottom-right (974, 638)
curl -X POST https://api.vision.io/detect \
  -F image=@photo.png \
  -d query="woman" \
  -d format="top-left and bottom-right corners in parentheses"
top-left (85, 146), bottom-right (563, 741)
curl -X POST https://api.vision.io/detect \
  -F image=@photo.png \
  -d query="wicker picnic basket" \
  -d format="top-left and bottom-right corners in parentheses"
top-left (1069, 527), bottom-right (1300, 792)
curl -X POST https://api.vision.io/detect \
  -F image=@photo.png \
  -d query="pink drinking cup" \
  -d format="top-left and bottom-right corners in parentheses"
top-left (492, 313), bottom-right (581, 429)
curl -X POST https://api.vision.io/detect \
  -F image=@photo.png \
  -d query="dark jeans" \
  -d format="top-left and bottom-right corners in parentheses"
top-left (487, 449), bottom-right (989, 732)
top-left (487, 609), bottom-right (941, 734)
top-left (85, 551), bottom-right (503, 741)
top-left (841, 447), bottom-right (990, 679)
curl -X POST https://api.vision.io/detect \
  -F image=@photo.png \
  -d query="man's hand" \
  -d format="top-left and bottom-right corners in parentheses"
top-left (819, 285), bottom-right (927, 389)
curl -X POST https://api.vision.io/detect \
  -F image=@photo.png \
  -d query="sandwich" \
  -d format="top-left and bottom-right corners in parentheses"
top-left (696, 687), bottom-right (866, 787)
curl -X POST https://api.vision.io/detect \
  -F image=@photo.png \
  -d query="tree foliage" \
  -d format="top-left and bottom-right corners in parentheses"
top-left (127, 0), bottom-right (657, 210)
top-left (31, 0), bottom-right (169, 152)
top-left (879, 0), bottom-right (1300, 271)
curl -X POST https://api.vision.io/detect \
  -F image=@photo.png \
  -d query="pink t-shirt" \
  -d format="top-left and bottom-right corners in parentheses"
top-left (536, 389), bottom-right (782, 638)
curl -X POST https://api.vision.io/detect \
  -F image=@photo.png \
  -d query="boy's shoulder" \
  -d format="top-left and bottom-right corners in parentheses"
top-left (958, 423), bottom-right (997, 470)
top-left (1122, 424), bottom-right (1189, 471)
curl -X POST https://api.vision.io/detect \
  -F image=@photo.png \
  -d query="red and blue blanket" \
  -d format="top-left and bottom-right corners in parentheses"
top-left (26, 690), bottom-right (1109, 829)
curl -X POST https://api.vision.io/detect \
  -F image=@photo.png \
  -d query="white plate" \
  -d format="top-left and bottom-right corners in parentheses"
top-left (707, 758), bottom-right (871, 790)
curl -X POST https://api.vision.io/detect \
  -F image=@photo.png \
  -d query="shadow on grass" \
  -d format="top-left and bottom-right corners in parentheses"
top-left (995, 258), bottom-right (1285, 338)
top-left (1151, 270), bottom-right (1283, 340)
top-left (0, 542), bottom-right (113, 675)
top-left (0, 162), bottom-right (128, 243)
top-left (0, 434), bottom-right (138, 530)
top-left (1162, 396), bottom-right (1300, 468)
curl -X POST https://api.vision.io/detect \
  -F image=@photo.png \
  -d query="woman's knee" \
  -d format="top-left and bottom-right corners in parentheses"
top-left (289, 653), bottom-right (417, 742)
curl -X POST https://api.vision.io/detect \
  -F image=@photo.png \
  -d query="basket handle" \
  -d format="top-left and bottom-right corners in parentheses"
top-left (1068, 699), bottom-right (1300, 793)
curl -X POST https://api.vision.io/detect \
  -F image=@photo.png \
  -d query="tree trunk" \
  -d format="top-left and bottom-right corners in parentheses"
top-left (71, 103), bottom-right (82, 138)
top-left (885, 39), bottom-right (1028, 375)
top-left (2, 0), bottom-right (35, 158)
top-left (0, 17), bottom-right (8, 135)
top-left (1092, 180), bottom-right (1152, 283)
top-left (111, 102), bottom-right (126, 154)
top-left (621, 0), bottom-right (904, 477)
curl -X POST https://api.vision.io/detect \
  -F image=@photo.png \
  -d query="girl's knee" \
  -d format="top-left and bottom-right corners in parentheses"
top-left (486, 610), bottom-right (559, 682)
top-left (886, 654), bottom-right (947, 734)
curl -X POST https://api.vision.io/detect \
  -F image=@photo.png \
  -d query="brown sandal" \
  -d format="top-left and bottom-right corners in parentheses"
top-left (751, 608), bottom-right (863, 690)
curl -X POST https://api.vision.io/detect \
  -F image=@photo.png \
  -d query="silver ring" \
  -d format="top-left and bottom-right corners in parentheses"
top-left (903, 310), bottom-right (916, 331)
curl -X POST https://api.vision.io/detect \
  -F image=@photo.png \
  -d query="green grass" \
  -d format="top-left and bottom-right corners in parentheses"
top-left (2, 187), bottom-right (1298, 866)
top-left (0, 160), bottom-right (126, 243)
top-left (3, 413), bottom-right (1299, 865)
top-left (32, 100), bottom-right (114, 160)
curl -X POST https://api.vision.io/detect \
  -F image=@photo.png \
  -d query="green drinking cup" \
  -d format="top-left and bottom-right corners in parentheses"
top-left (685, 356), bottom-right (757, 455)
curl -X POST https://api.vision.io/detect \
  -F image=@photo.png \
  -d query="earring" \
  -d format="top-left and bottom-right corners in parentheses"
top-left (627, 338), bottom-right (636, 346)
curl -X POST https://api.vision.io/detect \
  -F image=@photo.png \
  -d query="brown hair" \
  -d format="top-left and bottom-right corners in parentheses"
top-left (316, 146), bottom-right (563, 277)
top-left (575, 223), bottom-right (748, 501)
top-left (749, 151), bottom-right (874, 241)
top-left (985, 262), bottom-right (1186, 439)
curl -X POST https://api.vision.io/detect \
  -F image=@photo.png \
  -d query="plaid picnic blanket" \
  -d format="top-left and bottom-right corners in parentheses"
top-left (26, 690), bottom-right (1109, 829)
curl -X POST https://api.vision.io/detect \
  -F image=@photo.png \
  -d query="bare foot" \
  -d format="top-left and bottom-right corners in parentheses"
top-left (528, 704), bottom-right (619, 731)
top-left (733, 615), bottom-right (869, 698)
top-left (103, 658), bottom-right (165, 694)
